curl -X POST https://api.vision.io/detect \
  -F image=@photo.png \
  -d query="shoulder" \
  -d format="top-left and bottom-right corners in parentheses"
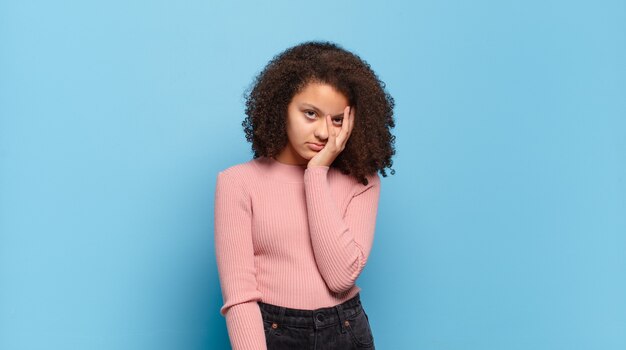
top-left (218, 157), bottom-right (260, 178)
top-left (329, 168), bottom-right (381, 197)
top-left (353, 171), bottom-right (381, 196)
top-left (216, 158), bottom-right (258, 193)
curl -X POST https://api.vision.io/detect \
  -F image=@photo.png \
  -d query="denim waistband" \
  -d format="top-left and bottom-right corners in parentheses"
top-left (258, 293), bottom-right (363, 330)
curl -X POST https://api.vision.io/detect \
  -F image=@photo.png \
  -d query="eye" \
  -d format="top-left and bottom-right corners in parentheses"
top-left (304, 110), bottom-right (343, 126)
top-left (304, 110), bottom-right (316, 119)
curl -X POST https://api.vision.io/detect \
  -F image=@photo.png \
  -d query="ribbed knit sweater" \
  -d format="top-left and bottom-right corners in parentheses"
top-left (213, 155), bottom-right (381, 350)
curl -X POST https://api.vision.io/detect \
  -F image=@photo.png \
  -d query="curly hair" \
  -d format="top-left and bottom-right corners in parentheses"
top-left (242, 40), bottom-right (396, 186)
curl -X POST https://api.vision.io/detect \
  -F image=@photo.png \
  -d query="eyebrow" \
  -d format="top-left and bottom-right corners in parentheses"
top-left (300, 103), bottom-right (346, 119)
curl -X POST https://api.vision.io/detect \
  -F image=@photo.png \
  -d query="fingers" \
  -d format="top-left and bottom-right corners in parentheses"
top-left (326, 106), bottom-right (354, 150)
top-left (347, 105), bottom-right (354, 136)
top-left (326, 114), bottom-right (336, 142)
top-left (335, 106), bottom-right (351, 147)
top-left (340, 107), bottom-right (348, 137)
top-left (344, 106), bottom-right (353, 139)
top-left (350, 105), bottom-right (355, 132)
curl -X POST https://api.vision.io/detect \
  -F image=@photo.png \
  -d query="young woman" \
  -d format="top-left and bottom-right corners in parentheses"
top-left (214, 41), bottom-right (396, 350)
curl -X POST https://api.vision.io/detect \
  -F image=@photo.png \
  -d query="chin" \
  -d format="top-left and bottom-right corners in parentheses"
top-left (298, 151), bottom-right (314, 160)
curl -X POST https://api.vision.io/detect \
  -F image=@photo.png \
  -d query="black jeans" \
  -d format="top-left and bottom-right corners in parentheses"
top-left (258, 293), bottom-right (375, 349)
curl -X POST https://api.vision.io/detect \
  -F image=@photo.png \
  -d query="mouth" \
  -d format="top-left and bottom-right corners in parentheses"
top-left (307, 143), bottom-right (325, 151)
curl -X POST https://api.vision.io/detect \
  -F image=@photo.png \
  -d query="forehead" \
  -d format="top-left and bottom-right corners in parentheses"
top-left (292, 82), bottom-right (348, 107)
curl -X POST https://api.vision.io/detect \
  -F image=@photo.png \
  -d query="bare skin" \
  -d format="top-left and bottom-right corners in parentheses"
top-left (274, 82), bottom-right (356, 168)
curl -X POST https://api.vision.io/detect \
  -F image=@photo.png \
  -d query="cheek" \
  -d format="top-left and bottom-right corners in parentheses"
top-left (287, 119), bottom-right (311, 142)
top-left (291, 130), bottom-right (308, 144)
top-left (285, 124), bottom-right (303, 144)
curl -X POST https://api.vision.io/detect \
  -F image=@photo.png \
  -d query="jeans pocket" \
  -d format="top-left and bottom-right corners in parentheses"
top-left (263, 320), bottom-right (276, 336)
top-left (263, 319), bottom-right (279, 350)
top-left (345, 309), bottom-right (375, 347)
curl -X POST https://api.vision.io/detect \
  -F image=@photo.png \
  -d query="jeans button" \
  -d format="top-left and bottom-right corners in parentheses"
top-left (316, 313), bottom-right (324, 322)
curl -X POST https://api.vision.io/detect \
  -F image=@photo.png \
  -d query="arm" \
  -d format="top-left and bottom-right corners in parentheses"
top-left (214, 171), bottom-right (266, 350)
top-left (303, 166), bottom-right (381, 293)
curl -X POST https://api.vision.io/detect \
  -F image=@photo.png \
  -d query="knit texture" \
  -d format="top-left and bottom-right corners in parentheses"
top-left (214, 156), bottom-right (381, 350)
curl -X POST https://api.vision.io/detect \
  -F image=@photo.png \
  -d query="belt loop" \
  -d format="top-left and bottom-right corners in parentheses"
top-left (335, 303), bottom-right (347, 334)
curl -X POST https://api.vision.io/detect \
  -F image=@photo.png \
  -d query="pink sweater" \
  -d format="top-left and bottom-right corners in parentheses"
top-left (213, 155), bottom-right (381, 350)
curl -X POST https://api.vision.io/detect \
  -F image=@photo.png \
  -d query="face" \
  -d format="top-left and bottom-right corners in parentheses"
top-left (275, 82), bottom-right (349, 165)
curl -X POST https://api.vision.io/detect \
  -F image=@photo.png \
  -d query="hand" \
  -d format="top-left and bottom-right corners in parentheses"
top-left (307, 105), bottom-right (355, 168)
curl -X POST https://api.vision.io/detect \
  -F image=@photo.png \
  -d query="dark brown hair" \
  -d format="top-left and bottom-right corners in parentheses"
top-left (242, 40), bottom-right (396, 186)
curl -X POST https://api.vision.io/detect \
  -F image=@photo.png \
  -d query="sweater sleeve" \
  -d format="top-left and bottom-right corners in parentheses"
top-left (303, 166), bottom-right (381, 294)
top-left (214, 171), bottom-right (266, 350)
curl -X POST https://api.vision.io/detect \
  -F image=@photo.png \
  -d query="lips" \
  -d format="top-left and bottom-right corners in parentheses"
top-left (307, 143), bottom-right (325, 151)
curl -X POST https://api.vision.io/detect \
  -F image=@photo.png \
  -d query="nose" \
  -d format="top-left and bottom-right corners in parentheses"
top-left (314, 114), bottom-right (330, 140)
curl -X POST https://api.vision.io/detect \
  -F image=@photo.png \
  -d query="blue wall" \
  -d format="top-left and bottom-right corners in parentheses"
top-left (1, 1), bottom-right (624, 349)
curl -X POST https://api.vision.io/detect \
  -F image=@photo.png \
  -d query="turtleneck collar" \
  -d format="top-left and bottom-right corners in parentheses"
top-left (253, 156), bottom-right (307, 183)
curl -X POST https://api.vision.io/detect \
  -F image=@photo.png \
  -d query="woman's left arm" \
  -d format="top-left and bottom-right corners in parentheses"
top-left (303, 166), bottom-right (381, 294)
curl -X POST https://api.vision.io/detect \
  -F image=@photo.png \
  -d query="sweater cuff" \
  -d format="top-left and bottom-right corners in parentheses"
top-left (304, 166), bottom-right (330, 185)
top-left (305, 165), bottom-right (330, 173)
top-left (225, 301), bottom-right (267, 350)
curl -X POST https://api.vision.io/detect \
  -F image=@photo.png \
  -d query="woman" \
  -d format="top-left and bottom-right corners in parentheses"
top-left (214, 41), bottom-right (396, 350)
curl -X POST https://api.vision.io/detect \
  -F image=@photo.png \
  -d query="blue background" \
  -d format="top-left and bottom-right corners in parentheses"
top-left (1, 0), bottom-right (625, 349)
